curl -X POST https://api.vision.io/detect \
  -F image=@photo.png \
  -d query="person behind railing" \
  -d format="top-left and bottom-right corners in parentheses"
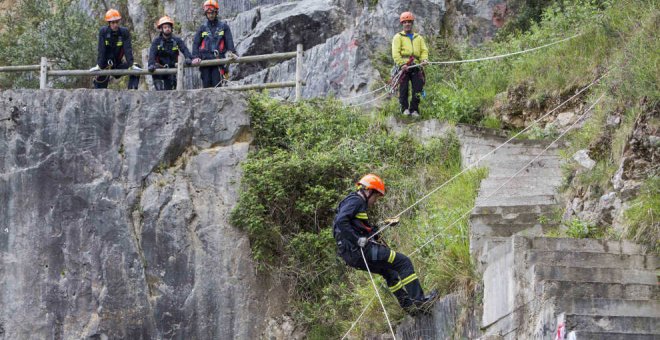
top-left (191, 0), bottom-right (238, 88)
top-left (147, 16), bottom-right (192, 91)
top-left (89, 9), bottom-right (142, 89)
top-left (392, 11), bottom-right (429, 117)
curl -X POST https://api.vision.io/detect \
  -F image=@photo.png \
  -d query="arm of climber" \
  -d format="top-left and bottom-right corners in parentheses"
top-left (419, 35), bottom-right (429, 62)
top-left (335, 195), bottom-right (368, 244)
top-left (392, 34), bottom-right (407, 66)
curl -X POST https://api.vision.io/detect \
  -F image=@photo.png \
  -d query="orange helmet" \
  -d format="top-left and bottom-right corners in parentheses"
top-left (105, 9), bottom-right (121, 22)
top-left (203, 0), bottom-right (219, 12)
top-left (399, 11), bottom-right (415, 23)
top-left (156, 16), bottom-right (175, 29)
top-left (357, 174), bottom-right (385, 196)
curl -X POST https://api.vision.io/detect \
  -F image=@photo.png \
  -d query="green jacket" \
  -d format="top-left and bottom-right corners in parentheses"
top-left (391, 31), bottom-right (429, 66)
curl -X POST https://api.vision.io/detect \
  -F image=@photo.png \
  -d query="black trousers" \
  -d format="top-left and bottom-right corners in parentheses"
top-left (398, 69), bottom-right (425, 113)
top-left (93, 62), bottom-right (140, 89)
top-left (152, 74), bottom-right (176, 90)
top-left (338, 241), bottom-right (424, 308)
top-left (199, 66), bottom-right (224, 88)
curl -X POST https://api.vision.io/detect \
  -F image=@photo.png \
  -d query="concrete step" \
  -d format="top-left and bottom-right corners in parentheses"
top-left (539, 280), bottom-right (659, 301)
top-left (475, 194), bottom-right (557, 207)
top-left (558, 298), bottom-right (660, 318)
top-left (462, 150), bottom-right (559, 164)
top-left (530, 237), bottom-right (648, 255)
top-left (564, 314), bottom-right (660, 334)
top-left (568, 331), bottom-right (660, 340)
top-left (528, 251), bottom-right (657, 270)
top-left (471, 211), bottom-right (551, 225)
top-left (472, 203), bottom-right (558, 215)
top-left (479, 175), bottom-right (563, 188)
top-left (534, 265), bottom-right (658, 285)
top-left (462, 144), bottom-right (560, 157)
top-left (458, 133), bottom-right (560, 150)
top-left (471, 222), bottom-right (547, 237)
top-left (478, 185), bottom-right (558, 198)
top-left (484, 166), bottom-right (562, 178)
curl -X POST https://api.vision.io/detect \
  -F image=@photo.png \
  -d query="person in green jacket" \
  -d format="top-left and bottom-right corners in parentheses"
top-left (392, 11), bottom-right (429, 117)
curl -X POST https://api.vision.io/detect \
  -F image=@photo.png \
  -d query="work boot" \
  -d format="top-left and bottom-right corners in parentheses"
top-left (411, 111), bottom-right (420, 117)
top-left (407, 290), bottom-right (438, 315)
top-left (402, 109), bottom-right (411, 116)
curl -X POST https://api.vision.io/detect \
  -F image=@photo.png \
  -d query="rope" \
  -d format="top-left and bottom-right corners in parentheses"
top-left (360, 247), bottom-right (396, 339)
top-left (340, 85), bottom-right (389, 103)
top-left (338, 34), bottom-right (581, 109)
top-left (368, 71), bottom-right (607, 241)
top-left (347, 91), bottom-right (390, 107)
top-left (340, 296), bottom-right (376, 340)
top-left (410, 34), bottom-right (581, 70)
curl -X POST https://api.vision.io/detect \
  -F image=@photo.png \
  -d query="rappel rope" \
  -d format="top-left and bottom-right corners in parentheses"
top-left (360, 248), bottom-right (397, 339)
top-left (412, 34), bottom-right (581, 69)
top-left (345, 93), bottom-right (605, 337)
top-left (368, 71), bottom-right (607, 241)
top-left (340, 296), bottom-right (376, 340)
top-left (348, 91), bottom-right (391, 107)
top-left (340, 33), bottom-right (581, 106)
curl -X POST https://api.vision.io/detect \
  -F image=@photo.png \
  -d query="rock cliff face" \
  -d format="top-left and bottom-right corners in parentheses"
top-left (0, 89), bottom-right (282, 339)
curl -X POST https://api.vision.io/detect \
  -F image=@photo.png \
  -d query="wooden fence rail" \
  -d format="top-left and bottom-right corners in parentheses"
top-left (0, 44), bottom-right (304, 101)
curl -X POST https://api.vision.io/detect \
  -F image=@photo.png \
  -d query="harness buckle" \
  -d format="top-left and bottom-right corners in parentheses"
top-left (213, 50), bottom-right (219, 58)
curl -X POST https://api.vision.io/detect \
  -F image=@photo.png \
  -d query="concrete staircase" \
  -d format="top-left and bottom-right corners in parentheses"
top-left (457, 125), bottom-right (563, 266)
top-left (457, 125), bottom-right (660, 339)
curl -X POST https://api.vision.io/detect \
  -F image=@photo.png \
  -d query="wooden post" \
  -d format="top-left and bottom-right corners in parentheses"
top-left (39, 57), bottom-right (48, 89)
top-left (177, 54), bottom-right (185, 90)
top-left (295, 44), bottom-right (303, 102)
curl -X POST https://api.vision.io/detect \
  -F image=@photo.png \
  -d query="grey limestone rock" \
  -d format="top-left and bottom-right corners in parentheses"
top-left (0, 89), bottom-right (280, 339)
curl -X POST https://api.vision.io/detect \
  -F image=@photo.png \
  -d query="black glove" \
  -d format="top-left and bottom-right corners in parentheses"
top-left (148, 65), bottom-right (156, 72)
top-left (185, 58), bottom-right (192, 66)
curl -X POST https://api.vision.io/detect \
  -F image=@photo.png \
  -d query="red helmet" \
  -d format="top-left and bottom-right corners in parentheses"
top-left (203, 0), bottom-right (219, 12)
top-left (399, 11), bottom-right (415, 23)
top-left (357, 174), bottom-right (385, 195)
top-left (105, 9), bottom-right (121, 22)
top-left (156, 16), bottom-right (175, 29)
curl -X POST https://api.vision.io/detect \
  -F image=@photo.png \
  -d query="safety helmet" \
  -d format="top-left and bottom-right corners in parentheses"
top-left (399, 11), bottom-right (415, 23)
top-left (156, 16), bottom-right (175, 29)
top-left (357, 174), bottom-right (386, 196)
top-left (203, 0), bottom-right (219, 12)
top-left (105, 9), bottom-right (122, 22)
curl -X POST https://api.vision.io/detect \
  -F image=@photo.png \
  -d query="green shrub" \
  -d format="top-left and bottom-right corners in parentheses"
top-left (624, 177), bottom-right (660, 253)
top-left (0, 0), bottom-right (97, 89)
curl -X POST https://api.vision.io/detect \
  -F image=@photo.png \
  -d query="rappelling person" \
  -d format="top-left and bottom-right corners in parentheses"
top-left (148, 16), bottom-right (193, 90)
top-left (191, 0), bottom-right (238, 88)
top-left (392, 11), bottom-right (429, 117)
top-left (90, 9), bottom-right (142, 89)
top-left (333, 174), bottom-right (437, 314)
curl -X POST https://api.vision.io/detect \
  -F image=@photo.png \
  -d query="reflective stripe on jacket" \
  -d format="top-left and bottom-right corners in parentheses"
top-left (391, 31), bottom-right (429, 66)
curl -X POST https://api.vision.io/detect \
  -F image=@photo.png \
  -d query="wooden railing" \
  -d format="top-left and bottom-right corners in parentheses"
top-left (0, 44), bottom-right (305, 101)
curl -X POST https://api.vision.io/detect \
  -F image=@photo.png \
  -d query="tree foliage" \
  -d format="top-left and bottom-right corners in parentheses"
top-left (0, 0), bottom-right (97, 88)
